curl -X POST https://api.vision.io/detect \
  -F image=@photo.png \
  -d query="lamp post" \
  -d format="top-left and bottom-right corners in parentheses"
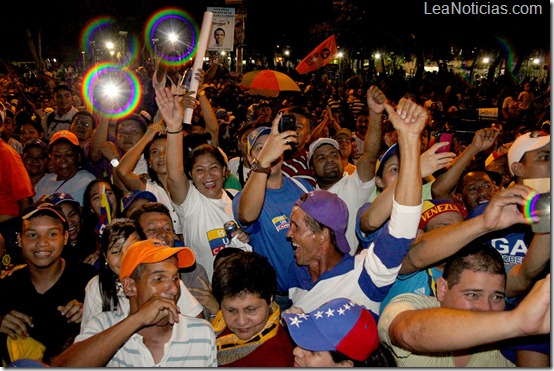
top-left (119, 31), bottom-right (128, 64)
top-left (82, 51), bottom-right (86, 70)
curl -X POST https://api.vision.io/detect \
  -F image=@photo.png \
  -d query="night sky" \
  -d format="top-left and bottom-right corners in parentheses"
top-left (0, 0), bottom-right (550, 65)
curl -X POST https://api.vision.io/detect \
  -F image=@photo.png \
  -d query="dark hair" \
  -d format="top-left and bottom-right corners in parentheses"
top-left (442, 241), bottom-right (506, 289)
top-left (53, 84), bottom-right (72, 94)
top-left (143, 134), bottom-right (167, 188)
top-left (115, 113), bottom-right (148, 135)
top-left (329, 343), bottom-right (397, 367)
top-left (212, 252), bottom-right (276, 305)
top-left (128, 202), bottom-right (171, 224)
top-left (98, 218), bottom-right (145, 312)
top-left (80, 179), bottom-right (123, 255)
top-left (213, 247), bottom-right (243, 269)
top-left (184, 143), bottom-right (227, 180)
top-left (71, 110), bottom-right (96, 128)
top-left (214, 27), bottom-right (225, 35)
top-left (287, 106), bottom-right (315, 130)
top-left (16, 113), bottom-right (43, 134)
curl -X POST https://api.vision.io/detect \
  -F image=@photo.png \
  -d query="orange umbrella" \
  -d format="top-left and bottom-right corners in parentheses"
top-left (239, 69), bottom-right (301, 97)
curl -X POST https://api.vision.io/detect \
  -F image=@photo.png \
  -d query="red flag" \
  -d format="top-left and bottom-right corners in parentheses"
top-left (296, 35), bottom-right (337, 75)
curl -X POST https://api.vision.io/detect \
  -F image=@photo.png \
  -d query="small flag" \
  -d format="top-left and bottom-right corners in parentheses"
top-left (296, 35), bottom-right (337, 75)
top-left (95, 185), bottom-right (112, 238)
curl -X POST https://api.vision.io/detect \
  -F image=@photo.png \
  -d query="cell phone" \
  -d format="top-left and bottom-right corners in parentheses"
top-left (179, 68), bottom-right (192, 91)
top-left (279, 114), bottom-right (296, 133)
top-left (437, 133), bottom-right (453, 153)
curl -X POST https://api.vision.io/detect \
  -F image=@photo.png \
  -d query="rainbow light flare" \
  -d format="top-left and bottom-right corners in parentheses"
top-left (495, 36), bottom-right (520, 84)
top-left (523, 191), bottom-right (540, 224)
top-left (81, 63), bottom-right (142, 120)
top-left (120, 34), bottom-right (140, 68)
top-left (80, 16), bottom-right (116, 53)
top-left (144, 7), bottom-right (199, 66)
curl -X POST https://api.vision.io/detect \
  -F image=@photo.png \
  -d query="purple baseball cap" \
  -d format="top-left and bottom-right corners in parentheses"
top-left (295, 190), bottom-right (350, 254)
top-left (283, 297), bottom-right (379, 361)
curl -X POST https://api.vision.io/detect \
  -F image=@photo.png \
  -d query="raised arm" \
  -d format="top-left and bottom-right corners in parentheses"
top-left (385, 274), bottom-right (550, 353)
top-left (385, 98), bottom-right (425, 207)
top-left (310, 110), bottom-right (333, 141)
top-left (356, 86), bottom-right (385, 182)
top-left (432, 127), bottom-right (499, 199)
top-left (237, 112), bottom-right (297, 224)
top-left (506, 231), bottom-right (551, 298)
top-left (154, 85), bottom-right (191, 205)
top-left (198, 89), bottom-right (219, 147)
top-left (359, 142), bottom-right (455, 233)
top-left (400, 185), bottom-right (537, 274)
top-left (116, 122), bottom-right (164, 192)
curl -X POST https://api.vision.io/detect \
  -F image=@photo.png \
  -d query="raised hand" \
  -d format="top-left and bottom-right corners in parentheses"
top-left (482, 185), bottom-right (538, 231)
top-left (470, 127), bottom-right (500, 152)
top-left (255, 112), bottom-right (298, 166)
top-left (154, 86), bottom-right (184, 130)
top-left (384, 98), bottom-right (428, 137)
top-left (420, 142), bottom-right (456, 177)
top-left (367, 85), bottom-right (387, 114)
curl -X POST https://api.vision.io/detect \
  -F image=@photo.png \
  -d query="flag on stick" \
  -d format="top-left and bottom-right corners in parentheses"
top-left (95, 184), bottom-right (112, 238)
top-left (296, 35), bottom-right (337, 74)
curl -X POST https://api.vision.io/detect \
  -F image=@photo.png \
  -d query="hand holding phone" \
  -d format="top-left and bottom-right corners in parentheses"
top-left (437, 133), bottom-right (453, 153)
top-left (279, 114), bottom-right (296, 133)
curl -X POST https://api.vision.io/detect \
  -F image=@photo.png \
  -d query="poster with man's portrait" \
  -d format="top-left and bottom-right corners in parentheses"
top-left (207, 7), bottom-right (235, 52)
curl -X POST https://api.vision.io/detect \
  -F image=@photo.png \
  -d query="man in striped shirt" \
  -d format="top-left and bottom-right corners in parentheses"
top-left (52, 239), bottom-right (217, 367)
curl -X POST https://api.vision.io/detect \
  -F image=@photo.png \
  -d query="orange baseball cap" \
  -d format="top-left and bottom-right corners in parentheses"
top-left (49, 130), bottom-right (80, 149)
top-left (119, 239), bottom-right (195, 281)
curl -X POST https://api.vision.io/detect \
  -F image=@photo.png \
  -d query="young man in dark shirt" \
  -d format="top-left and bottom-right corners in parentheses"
top-left (0, 202), bottom-right (96, 365)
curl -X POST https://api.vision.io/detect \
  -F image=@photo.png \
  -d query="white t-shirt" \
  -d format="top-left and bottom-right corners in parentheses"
top-left (318, 171), bottom-right (376, 255)
top-left (173, 182), bottom-right (252, 281)
top-left (80, 275), bottom-right (203, 333)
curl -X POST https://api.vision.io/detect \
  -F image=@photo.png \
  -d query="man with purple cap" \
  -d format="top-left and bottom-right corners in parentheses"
top-left (285, 97), bottom-right (426, 320)
top-left (52, 239), bottom-right (217, 367)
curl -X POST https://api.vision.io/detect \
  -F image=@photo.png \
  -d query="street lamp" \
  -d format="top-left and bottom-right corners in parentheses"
top-left (82, 51), bottom-right (86, 70)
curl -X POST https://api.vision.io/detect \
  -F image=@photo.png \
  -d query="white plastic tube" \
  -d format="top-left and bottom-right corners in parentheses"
top-left (183, 11), bottom-right (213, 124)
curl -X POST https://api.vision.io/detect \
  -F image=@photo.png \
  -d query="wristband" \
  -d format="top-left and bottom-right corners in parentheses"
top-left (166, 126), bottom-right (183, 134)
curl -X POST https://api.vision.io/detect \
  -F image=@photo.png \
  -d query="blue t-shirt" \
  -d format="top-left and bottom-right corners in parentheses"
top-left (232, 176), bottom-right (314, 292)
top-left (380, 267), bottom-right (443, 312)
top-left (467, 203), bottom-right (532, 267)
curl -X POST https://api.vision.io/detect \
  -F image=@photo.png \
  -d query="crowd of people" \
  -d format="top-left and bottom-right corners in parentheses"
top-left (0, 49), bottom-right (550, 367)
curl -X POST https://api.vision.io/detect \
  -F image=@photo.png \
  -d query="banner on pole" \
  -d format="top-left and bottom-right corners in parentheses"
top-left (296, 35), bottom-right (337, 74)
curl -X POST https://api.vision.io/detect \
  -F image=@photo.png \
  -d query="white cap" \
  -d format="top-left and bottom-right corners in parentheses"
top-left (507, 132), bottom-right (550, 175)
top-left (307, 138), bottom-right (340, 162)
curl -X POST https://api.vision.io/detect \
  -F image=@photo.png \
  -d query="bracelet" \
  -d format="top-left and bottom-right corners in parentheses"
top-left (166, 125), bottom-right (183, 134)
